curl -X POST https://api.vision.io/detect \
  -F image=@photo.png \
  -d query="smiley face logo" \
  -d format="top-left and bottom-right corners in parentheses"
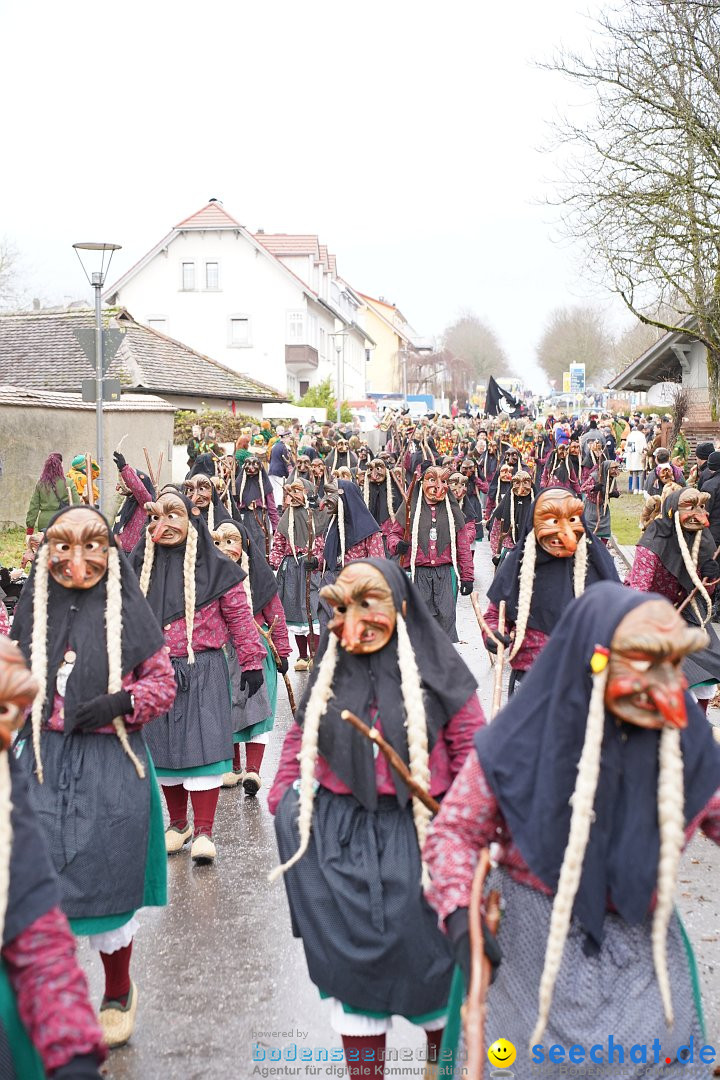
top-left (488, 1038), bottom-right (516, 1068)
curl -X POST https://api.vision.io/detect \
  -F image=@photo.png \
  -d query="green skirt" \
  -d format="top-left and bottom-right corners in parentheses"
top-left (235, 637), bottom-right (279, 742)
top-left (69, 753), bottom-right (167, 937)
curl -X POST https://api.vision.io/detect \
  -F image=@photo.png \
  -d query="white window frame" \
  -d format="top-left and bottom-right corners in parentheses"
top-left (181, 261), bottom-right (196, 291)
top-left (286, 310), bottom-right (305, 343)
top-left (205, 261), bottom-right (220, 290)
top-left (228, 314), bottom-right (252, 347)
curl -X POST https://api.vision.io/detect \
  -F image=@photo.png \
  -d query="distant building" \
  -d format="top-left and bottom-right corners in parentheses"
top-left (104, 201), bottom-right (373, 401)
top-left (358, 294), bottom-right (422, 395)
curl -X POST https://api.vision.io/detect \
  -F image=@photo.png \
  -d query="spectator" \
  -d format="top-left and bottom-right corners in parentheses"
top-left (691, 440), bottom-right (715, 488)
top-left (644, 447), bottom-right (685, 493)
top-left (186, 423), bottom-right (204, 469)
top-left (235, 434), bottom-right (252, 468)
top-left (26, 453), bottom-right (77, 533)
top-left (624, 424), bottom-right (647, 494)
top-left (268, 429), bottom-right (293, 503)
top-left (701, 450), bottom-right (720, 544)
top-left (203, 426), bottom-right (224, 457)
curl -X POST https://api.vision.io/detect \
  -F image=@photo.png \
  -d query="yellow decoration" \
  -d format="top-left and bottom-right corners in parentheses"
top-left (590, 648), bottom-right (610, 674)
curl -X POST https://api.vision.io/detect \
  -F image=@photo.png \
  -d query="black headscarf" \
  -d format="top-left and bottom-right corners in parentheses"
top-left (130, 492), bottom-right (245, 625)
top-left (475, 581), bottom-right (720, 947)
top-left (236, 462), bottom-right (273, 508)
top-left (113, 470), bottom-right (156, 537)
top-left (365, 472), bottom-right (404, 526)
top-left (488, 450), bottom-right (520, 501)
top-left (232, 519), bottom-right (278, 614)
top-left (490, 490), bottom-right (534, 544)
top-left (323, 480), bottom-right (381, 570)
top-left (637, 489), bottom-right (716, 600)
top-left (188, 452), bottom-right (217, 479)
top-left (298, 558), bottom-right (478, 810)
top-left (12, 506), bottom-right (165, 731)
top-left (543, 450), bottom-right (578, 488)
top-left (487, 489), bottom-right (620, 634)
top-left (395, 479), bottom-right (466, 560)
top-left (276, 482), bottom-right (329, 552)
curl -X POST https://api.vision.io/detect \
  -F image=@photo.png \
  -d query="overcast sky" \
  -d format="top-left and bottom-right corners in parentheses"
top-left (1, 0), bottom-right (625, 391)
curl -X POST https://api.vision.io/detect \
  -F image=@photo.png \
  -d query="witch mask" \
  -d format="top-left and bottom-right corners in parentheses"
top-left (533, 490), bottom-right (584, 558)
top-left (146, 493), bottom-right (190, 547)
top-left (183, 476), bottom-right (213, 509)
top-left (321, 563), bottom-right (396, 654)
top-left (369, 460), bottom-right (387, 484)
top-left (212, 522), bottom-right (244, 562)
top-left (46, 507), bottom-right (110, 590)
top-left (606, 600), bottom-right (707, 730)
top-left (283, 482), bottom-right (307, 508)
top-left (0, 636), bottom-right (38, 747)
top-left (422, 467), bottom-right (449, 505)
top-left (677, 489), bottom-right (710, 532)
top-left (512, 470), bottom-right (533, 497)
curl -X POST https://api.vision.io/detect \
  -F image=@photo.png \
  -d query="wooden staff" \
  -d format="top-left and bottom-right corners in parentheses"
top-left (156, 451), bottom-right (164, 489)
top-left (469, 592), bottom-right (506, 655)
top-left (341, 710), bottom-right (440, 814)
top-left (84, 453), bottom-right (94, 506)
top-left (491, 602), bottom-right (507, 717)
top-left (464, 850), bottom-right (501, 1080)
top-left (305, 507), bottom-right (316, 661)
top-left (143, 447), bottom-right (158, 490)
top-left (257, 617), bottom-right (296, 716)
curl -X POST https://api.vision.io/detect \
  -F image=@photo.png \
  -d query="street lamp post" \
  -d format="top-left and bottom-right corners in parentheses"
top-left (73, 242), bottom-right (121, 508)
top-left (329, 330), bottom-right (348, 423)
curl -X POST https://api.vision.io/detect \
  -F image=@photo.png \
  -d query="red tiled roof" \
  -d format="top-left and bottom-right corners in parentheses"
top-left (254, 234), bottom-right (320, 257)
top-left (175, 201), bottom-right (242, 229)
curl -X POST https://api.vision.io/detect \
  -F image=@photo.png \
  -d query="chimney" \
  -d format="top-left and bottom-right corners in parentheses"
top-left (32, 298), bottom-right (41, 311)
top-left (257, 228), bottom-right (264, 234)
top-left (209, 197), bottom-right (222, 204)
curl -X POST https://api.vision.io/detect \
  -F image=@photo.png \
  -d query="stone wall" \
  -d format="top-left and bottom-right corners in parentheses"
top-left (0, 398), bottom-right (174, 528)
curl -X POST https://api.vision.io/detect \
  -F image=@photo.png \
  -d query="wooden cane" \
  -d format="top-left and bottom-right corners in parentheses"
top-left (469, 592), bottom-right (507, 655)
top-left (464, 850), bottom-right (501, 1080)
top-left (305, 508), bottom-right (316, 661)
top-left (84, 453), bottom-right (94, 506)
top-left (156, 451), bottom-right (164, 489)
top-left (341, 710), bottom-right (440, 814)
top-left (492, 601), bottom-right (507, 717)
top-left (257, 618), bottom-right (296, 716)
top-left (143, 447), bottom-right (158, 490)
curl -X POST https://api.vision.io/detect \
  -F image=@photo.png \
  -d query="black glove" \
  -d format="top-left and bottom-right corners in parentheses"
top-left (113, 450), bottom-right (127, 471)
top-left (446, 907), bottom-right (502, 988)
top-left (307, 494), bottom-right (319, 509)
top-left (278, 656), bottom-right (289, 676)
top-left (701, 559), bottom-right (720, 581)
top-left (593, 482), bottom-right (603, 492)
top-left (240, 668), bottom-right (264, 698)
top-left (395, 539), bottom-right (410, 555)
top-left (460, 580), bottom-right (474, 596)
top-left (304, 555), bottom-right (319, 570)
top-left (610, 490), bottom-right (620, 499)
top-left (53, 1054), bottom-right (104, 1080)
top-left (485, 630), bottom-right (511, 654)
top-left (73, 690), bottom-right (132, 732)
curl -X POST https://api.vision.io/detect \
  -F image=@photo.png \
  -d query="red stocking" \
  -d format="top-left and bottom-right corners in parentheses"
top-left (190, 787), bottom-right (220, 837)
top-left (295, 634), bottom-right (308, 658)
top-left (162, 784), bottom-right (188, 830)
top-left (697, 698), bottom-right (710, 715)
top-left (233, 743), bottom-right (243, 771)
top-left (245, 742), bottom-right (265, 775)
top-left (341, 1034), bottom-right (386, 1078)
top-left (100, 940), bottom-right (133, 1006)
top-left (425, 1028), bottom-right (444, 1064)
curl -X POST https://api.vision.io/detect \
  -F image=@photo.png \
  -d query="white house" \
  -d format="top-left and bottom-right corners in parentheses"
top-left (104, 200), bottom-right (373, 401)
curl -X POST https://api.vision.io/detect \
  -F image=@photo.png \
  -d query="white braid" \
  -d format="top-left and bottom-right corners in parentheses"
top-left (396, 615), bottom-right (432, 889)
top-left (240, 547), bottom-right (254, 613)
top-left (239, 472), bottom-right (246, 505)
top-left (269, 634), bottom-right (339, 881)
top-left (288, 507), bottom-right (298, 562)
top-left (510, 493), bottom-right (516, 544)
top-left (573, 534), bottom-right (588, 597)
top-left (445, 496), bottom-right (459, 579)
top-left (363, 471), bottom-right (370, 508)
top-left (530, 666), bottom-right (608, 1047)
top-left (0, 754), bottom-right (12, 941)
top-left (674, 514), bottom-right (712, 626)
top-left (509, 531), bottom-right (537, 660)
top-left (106, 548), bottom-right (146, 779)
top-left (138, 534), bottom-right (156, 596)
top-left (410, 492), bottom-right (423, 582)
top-left (183, 525), bottom-right (198, 664)
top-left (338, 494), bottom-right (347, 567)
top-left (386, 470), bottom-right (396, 523)
top-left (260, 476), bottom-right (266, 509)
top-left (207, 502), bottom-right (215, 534)
top-left (28, 545), bottom-right (50, 784)
top-left (652, 725), bottom-right (684, 1028)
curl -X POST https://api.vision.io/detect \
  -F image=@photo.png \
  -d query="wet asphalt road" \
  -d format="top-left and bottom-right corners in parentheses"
top-left (79, 541), bottom-right (720, 1079)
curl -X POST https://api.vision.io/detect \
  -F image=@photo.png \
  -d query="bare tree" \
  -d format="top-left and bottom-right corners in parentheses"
top-left (442, 312), bottom-right (511, 384)
top-left (536, 305), bottom-right (613, 385)
top-left (546, 1), bottom-right (720, 415)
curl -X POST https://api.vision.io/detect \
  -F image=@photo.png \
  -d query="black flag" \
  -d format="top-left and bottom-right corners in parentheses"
top-left (484, 376), bottom-right (522, 417)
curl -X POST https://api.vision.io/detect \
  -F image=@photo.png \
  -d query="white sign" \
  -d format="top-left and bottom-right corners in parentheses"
top-left (646, 382), bottom-right (678, 407)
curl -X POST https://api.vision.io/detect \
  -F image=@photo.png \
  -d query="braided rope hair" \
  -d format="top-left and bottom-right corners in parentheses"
top-left (573, 534), bottom-right (588, 597)
top-left (396, 613), bottom-right (432, 888)
top-left (409, 488), bottom-right (423, 583)
top-left (240, 543), bottom-right (254, 613)
top-left (288, 505), bottom-right (298, 562)
top-left (28, 545), bottom-right (50, 784)
top-left (106, 547), bottom-right (146, 779)
top-left (530, 663), bottom-right (609, 1046)
top-left (386, 468), bottom-right (397, 523)
top-left (444, 495), bottom-right (459, 579)
top-left (337, 492), bottom-right (347, 568)
top-left (238, 470), bottom-right (246, 505)
top-left (207, 501), bottom-right (215, 534)
top-left (508, 530), bottom-right (537, 661)
top-left (183, 523), bottom-right (199, 664)
top-left (674, 513), bottom-right (712, 627)
top-left (268, 633), bottom-right (339, 881)
top-left (138, 532), bottom-right (156, 597)
top-left (653, 725), bottom-right (685, 1027)
top-left (363, 470), bottom-right (371, 509)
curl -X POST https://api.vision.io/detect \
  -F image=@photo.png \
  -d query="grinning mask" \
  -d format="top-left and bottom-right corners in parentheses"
top-left (512, 470), bottom-right (533, 497)
top-left (321, 562), bottom-right (396, 654)
top-left (295, 455), bottom-right (311, 474)
top-left (422, 467), bottom-right (449, 504)
top-left (336, 439), bottom-right (349, 455)
top-left (183, 476), bottom-right (213, 509)
top-left (46, 507), bottom-right (110, 590)
top-left (0, 636), bottom-right (38, 748)
top-left (369, 460), bottom-right (387, 484)
top-left (677, 489), bottom-right (710, 531)
top-left (212, 522), bottom-right (244, 562)
top-left (146, 493), bottom-right (190, 547)
top-left (498, 463), bottom-right (514, 484)
top-left (311, 460), bottom-right (326, 480)
top-left (555, 444), bottom-right (568, 460)
top-left (533, 490), bottom-right (585, 558)
top-left (449, 473), bottom-right (467, 500)
top-left (283, 481), bottom-right (307, 508)
top-left (244, 458), bottom-right (261, 477)
top-left (606, 600), bottom-right (707, 730)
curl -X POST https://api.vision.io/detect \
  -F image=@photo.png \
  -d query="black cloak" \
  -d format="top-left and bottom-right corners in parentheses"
top-left (297, 559), bottom-right (478, 810)
top-left (475, 581), bottom-right (720, 947)
top-left (12, 506), bottom-right (165, 730)
top-left (322, 481), bottom-right (381, 570)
